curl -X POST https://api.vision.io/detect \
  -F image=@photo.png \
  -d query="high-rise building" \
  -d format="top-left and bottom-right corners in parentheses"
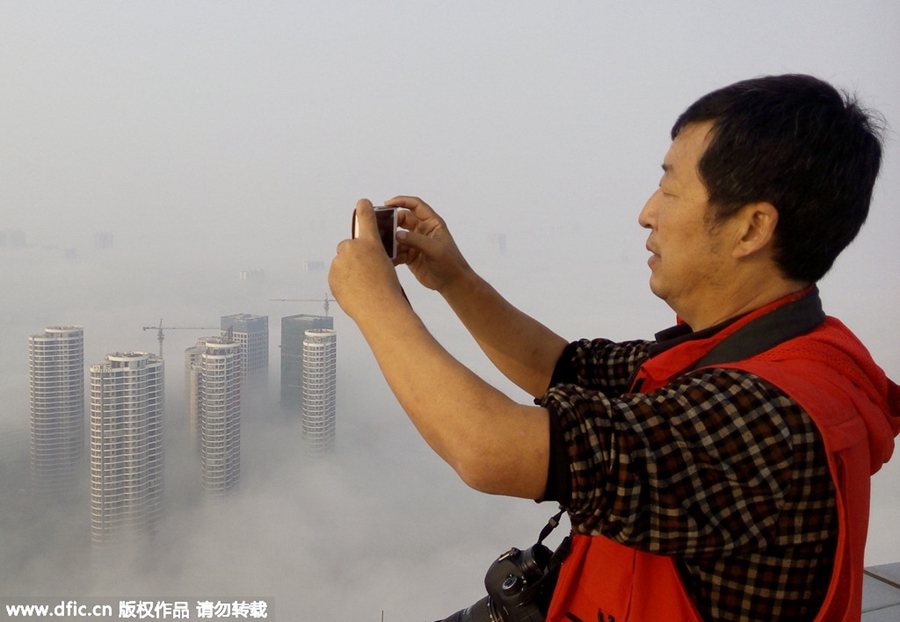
top-left (94, 232), bottom-right (114, 249)
top-left (186, 337), bottom-right (241, 495)
top-left (301, 329), bottom-right (337, 454)
top-left (280, 314), bottom-right (333, 411)
top-left (488, 232), bottom-right (507, 255)
top-left (89, 352), bottom-right (164, 547)
top-left (184, 344), bottom-right (204, 442)
top-left (237, 269), bottom-right (265, 282)
top-left (29, 326), bottom-right (84, 497)
top-left (0, 229), bottom-right (26, 248)
top-left (220, 314), bottom-right (268, 382)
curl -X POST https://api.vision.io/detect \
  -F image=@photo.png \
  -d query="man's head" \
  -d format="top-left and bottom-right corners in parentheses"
top-left (672, 74), bottom-right (884, 283)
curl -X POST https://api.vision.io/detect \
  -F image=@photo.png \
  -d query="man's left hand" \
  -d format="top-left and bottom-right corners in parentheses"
top-left (329, 199), bottom-right (406, 321)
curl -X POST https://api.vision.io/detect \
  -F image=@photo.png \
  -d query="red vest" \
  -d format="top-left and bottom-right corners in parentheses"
top-left (547, 295), bottom-right (900, 622)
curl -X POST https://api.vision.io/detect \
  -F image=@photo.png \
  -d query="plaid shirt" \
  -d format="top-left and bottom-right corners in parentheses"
top-left (541, 337), bottom-right (837, 622)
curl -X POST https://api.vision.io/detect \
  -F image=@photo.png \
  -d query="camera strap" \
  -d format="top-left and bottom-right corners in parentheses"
top-left (521, 506), bottom-right (573, 615)
top-left (547, 510), bottom-right (572, 565)
top-left (536, 507), bottom-right (573, 577)
top-left (536, 506), bottom-right (566, 548)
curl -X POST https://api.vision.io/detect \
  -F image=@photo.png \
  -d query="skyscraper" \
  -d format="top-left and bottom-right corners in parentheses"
top-left (280, 314), bottom-right (333, 412)
top-left (220, 314), bottom-right (268, 382)
top-left (89, 352), bottom-right (164, 547)
top-left (184, 344), bottom-right (204, 442)
top-left (301, 328), bottom-right (337, 454)
top-left (29, 326), bottom-right (84, 497)
top-left (488, 232), bottom-right (507, 255)
top-left (186, 337), bottom-right (241, 495)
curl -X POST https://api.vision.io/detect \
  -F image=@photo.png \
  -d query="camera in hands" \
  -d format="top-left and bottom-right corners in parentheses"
top-left (352, 205), bottom-right (398, 259)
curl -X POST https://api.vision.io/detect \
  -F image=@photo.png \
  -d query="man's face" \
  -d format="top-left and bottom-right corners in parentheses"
top-left (638, 121), bottom-right (734, 323)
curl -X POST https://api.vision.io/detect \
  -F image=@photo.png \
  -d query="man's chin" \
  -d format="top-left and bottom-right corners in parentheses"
top-left (648, 274), bottom-right (665, 300)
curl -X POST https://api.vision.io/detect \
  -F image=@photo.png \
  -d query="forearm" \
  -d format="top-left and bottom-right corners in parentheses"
top-left (439, 269), bottom-right (568, 398)
top-left (355, 291), bottom-right (550, 499)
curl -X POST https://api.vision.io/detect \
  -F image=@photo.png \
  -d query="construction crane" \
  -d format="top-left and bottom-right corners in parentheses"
top-left (141, 320), bottom-right (220, 358)
top-left (269, 292), bottom-right (334, 316)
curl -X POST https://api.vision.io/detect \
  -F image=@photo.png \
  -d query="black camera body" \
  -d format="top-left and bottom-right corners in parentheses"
top-left (438, 542), bottom-right (559, 622)
top-left (351, 205), bottom-right (398, 259)
top-left (436, 509), bottom-right (570, 622)
top-left (484, 543), bottom-right (554, 622)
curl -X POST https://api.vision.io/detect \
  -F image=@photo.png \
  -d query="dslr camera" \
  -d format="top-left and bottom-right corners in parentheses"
top-left (437, 509), bottom-right (571, 622)
top-left (437, 542), bottom-right (558, 622)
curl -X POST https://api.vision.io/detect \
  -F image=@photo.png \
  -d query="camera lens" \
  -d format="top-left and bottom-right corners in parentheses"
top-left (436, 596), bottom-right (498, 622)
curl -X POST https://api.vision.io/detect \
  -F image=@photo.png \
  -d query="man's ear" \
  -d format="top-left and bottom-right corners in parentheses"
top-left (732, 202), bottom-right (779, 259)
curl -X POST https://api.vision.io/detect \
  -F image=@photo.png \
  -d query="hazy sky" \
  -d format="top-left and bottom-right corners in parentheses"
top-left (1, 2), bottom-right (898, 619)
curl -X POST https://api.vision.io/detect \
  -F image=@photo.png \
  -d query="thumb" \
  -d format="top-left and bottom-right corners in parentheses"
top-left (352, 199), bottom-right (378, 240)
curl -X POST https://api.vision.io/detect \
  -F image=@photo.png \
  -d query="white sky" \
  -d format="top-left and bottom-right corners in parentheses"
top-left (1, 1), bottom-right (898, 617)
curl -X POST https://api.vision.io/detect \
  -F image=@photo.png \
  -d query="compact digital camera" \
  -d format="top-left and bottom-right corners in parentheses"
top-left (351, 205), bottom-right (398, 259)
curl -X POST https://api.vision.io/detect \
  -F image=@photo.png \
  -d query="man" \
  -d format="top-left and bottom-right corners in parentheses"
top-left (329, 74), bottom-right (900, 621)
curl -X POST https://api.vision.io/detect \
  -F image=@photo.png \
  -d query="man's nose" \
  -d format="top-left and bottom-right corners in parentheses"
top-left (638, 189), bottom-right (660, 229)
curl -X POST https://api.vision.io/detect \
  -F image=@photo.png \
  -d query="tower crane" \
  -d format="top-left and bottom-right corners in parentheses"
top-left (269, 292), bottom-right (335, 316)
top-left (141, 320), bottom-right (220, 358)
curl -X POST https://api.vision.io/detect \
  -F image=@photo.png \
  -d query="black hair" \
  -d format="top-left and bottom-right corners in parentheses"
top-left (672, 74), bottom-right (884, 282)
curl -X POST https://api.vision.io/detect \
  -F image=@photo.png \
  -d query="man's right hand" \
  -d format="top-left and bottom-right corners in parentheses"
top-left (385, 195), bottom-right (474, 295)
top-left (384, 195), bottom-right (567, 399)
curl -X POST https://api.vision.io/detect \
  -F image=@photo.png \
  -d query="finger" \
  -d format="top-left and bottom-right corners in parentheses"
top-left (393, 244), bottom-right (421, 268)
top-left (392, 246), bottom-right (411, 266)
top-left (385, 195), bottom-right (440, 222)
top-left (397, 209), bottom-right (420, 231)
top-left (352, 198), bottom-right (379, 241)
top-left (396, 228), bottom-right (441, 257)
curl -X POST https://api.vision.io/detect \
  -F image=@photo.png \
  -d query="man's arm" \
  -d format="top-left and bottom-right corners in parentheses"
top-left (329, 200), bottom-right (550, 499)
top-left (387, 196), bottom-right (568, 398)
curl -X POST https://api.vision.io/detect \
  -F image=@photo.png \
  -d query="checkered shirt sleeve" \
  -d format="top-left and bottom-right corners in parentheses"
top-left (541, 338), bottom-right (838, 622)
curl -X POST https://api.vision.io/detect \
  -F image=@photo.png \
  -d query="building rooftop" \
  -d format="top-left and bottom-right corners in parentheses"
top-left (863, 562), bottom-right (900, 620)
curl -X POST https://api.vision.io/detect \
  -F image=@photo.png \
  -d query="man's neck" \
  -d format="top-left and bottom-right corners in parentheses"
top-left (679, 276), bottom-right (810, 331)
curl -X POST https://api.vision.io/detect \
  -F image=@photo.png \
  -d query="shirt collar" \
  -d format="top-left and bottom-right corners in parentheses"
top-left (648, 285), bottom-right (820, 360)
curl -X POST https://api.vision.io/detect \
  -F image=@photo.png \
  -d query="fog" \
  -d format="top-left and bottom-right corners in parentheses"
top-left (1, 2), bottom-right (898, 620)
